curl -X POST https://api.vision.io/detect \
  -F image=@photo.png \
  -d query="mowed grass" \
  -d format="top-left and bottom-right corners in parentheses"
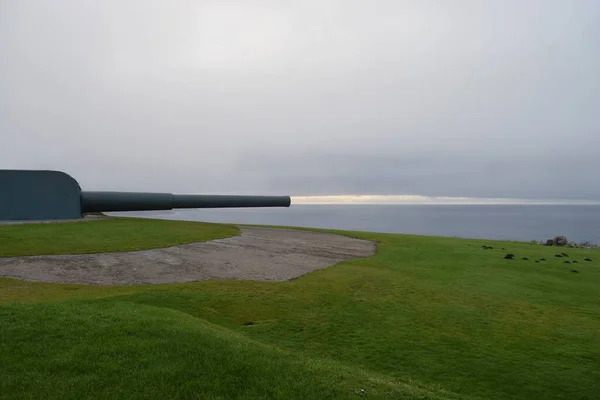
top-left (1, 219), bottom-right (599, 399)
top-left (0, 217), bottom-right (240, 257)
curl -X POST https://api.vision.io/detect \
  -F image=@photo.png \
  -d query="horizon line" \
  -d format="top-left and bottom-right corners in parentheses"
top-left (291, 195), bottom-right (600, 206)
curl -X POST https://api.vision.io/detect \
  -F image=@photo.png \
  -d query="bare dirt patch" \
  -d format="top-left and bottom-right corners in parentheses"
top-left (0, 227), bottom-right (375, 285)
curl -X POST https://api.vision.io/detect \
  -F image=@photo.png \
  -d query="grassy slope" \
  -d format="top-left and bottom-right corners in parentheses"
top-left (0, 217), bottom-right (240, 257)
top-left (1, 219), bottom-right (599, 399)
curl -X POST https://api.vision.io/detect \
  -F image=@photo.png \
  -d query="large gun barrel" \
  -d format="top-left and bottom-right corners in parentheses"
top-left (81, 192), bottom-right (291, 213)
top-left (0, 169), bottom-right (291, 221)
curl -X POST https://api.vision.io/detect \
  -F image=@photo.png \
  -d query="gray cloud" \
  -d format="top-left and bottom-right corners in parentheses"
top-left (1, 1), bottom-right (599, 199)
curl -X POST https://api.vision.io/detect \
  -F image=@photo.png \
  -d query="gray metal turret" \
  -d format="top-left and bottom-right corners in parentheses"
top-left (0, 170), bottom-right (291, 221)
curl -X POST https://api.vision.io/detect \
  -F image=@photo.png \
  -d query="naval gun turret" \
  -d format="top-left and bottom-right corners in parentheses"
top-left (0, 170), bottom-right (291, 221)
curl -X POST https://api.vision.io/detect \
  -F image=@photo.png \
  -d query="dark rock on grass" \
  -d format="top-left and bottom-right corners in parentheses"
top-left (564, 261), bottom-right (571, 264)
top-left (571, 269), bottom-right (579, 273)
top-left (553, 236), bottom-right (569, 246)
top-left (501, 248), bottom-right (506, 250)
top-left (555, 254), bottom-right (563, 258)
top-left (540, 258), bottom-right (546, 261)
top-left (535, 260), bottom-right (540, 263)
top-left (522, 257), bottom-right (529, 260)
top-left (561, 252), bottom-right (569, 257)
top-left (572, 260), bottom-right (578, 264)
top-left (504, 254), bottom-right (515, 260)
top-left (585, 258), bottom-right (593, 262)
top-left (481, 245), bottom-right (494, 250)
top-left (243, 321), bottom-right (255, 326)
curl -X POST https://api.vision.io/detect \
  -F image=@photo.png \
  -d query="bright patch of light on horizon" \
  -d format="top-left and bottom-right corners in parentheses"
top-left (291, 195), bottom-right (600, 205)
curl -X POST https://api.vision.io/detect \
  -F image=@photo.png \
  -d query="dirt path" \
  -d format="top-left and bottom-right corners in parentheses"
top-left (0, 227), bottom-right (375, 286)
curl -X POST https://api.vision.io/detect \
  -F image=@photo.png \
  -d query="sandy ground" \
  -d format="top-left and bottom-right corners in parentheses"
top-left (0, 227), bottom-right (376, 286)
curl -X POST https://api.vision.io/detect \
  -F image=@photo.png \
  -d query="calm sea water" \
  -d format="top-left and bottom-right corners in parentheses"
top-left (110, 205), bottom-right (600, 244)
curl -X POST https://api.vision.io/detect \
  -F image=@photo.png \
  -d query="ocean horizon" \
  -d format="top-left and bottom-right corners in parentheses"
top-left (110, 204), bottom-right (600, 244)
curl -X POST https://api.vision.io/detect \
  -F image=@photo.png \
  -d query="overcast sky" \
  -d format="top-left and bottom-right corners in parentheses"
top-left (1, 1), bottom-right (599, 201)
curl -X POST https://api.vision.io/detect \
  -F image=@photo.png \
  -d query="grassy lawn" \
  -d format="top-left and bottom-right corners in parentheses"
top-left (0, 217), bottom-right (239, 257)
top-left (1, 218), bottom-right (599, 399)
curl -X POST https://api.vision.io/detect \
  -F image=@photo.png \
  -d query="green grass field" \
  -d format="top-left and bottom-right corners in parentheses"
top-left (0, 217), bottom-right (240, 257)
top-left (1, 218), bottom-right (599, 399)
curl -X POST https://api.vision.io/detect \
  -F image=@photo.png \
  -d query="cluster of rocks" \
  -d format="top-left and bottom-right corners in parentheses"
top-left (482, 245), bottom-right (506, 250)
top-left (546, 236), bottom-right (569, 246)
top-left (538, 236), bottom-right (598, 248)
top-left (484, 244), bottom-right (593, 274)
top-left (553, 253), bottom-right (593, 262)
top-left (503, 252), bottom-right (592, 262)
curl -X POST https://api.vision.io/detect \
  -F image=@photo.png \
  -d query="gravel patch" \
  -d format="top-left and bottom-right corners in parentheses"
top-left (0, 227), bottom-right (376, 285)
